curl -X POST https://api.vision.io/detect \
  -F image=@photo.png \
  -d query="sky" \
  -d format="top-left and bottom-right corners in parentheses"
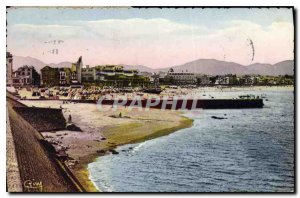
top-left (6, 7), bottom-right (294, 68)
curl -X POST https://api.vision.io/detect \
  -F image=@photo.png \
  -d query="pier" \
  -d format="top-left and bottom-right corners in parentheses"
top-left (21, 98), bottom-right (264, 109)
top-left (99, 98), bottom-right (264, 109)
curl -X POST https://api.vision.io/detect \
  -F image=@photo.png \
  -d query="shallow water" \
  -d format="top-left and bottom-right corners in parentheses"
top-left (88, 90), bottom-right (294, 192)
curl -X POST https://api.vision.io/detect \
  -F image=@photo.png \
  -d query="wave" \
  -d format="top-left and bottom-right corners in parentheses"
top-left (132, 141), bottom-right (150, 153)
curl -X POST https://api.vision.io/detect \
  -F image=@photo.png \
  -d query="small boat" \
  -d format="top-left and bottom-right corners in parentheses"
top-left (261, 94), bottom-right (267, 98)
top-left (169, 85), bottom-right (178, 89)
top-left (120, 87), bottom-right (133, 93)
top-left (239, 94), bottom-right (255, 99)
top-left (143, 87), bottom-right (162, 94)
top-left (32, 91), bottom-right (40, 97)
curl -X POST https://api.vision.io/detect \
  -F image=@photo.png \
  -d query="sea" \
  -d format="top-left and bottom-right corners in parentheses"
top-left (88, 89), bottom-right (294, 192)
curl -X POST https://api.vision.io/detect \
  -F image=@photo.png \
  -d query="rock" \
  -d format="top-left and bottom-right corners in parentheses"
top-left (66, 123), bottom-right (82, 131)
top-left (109, 149), bottom-right (119, 155)
top-left (96, 149), bottom-right (106, 154)
top-left (211, 116), bottom-right (227, 120)
top-left (39, 139), bottom-right (56, 153)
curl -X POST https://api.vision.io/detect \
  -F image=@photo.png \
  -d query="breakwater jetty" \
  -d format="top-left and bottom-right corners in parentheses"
top-left (22, 98), bottom-right (264, 109)
top-left (99, 98), bottom-right (264, 109)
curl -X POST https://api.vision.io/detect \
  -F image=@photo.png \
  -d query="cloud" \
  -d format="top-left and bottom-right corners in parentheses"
top-left (191, 20), bottom-right (294, 64)
top-left (9, 24), bottom-right (85, 39)
top-left (7, 18), bottom-right (294, 68)
top-left (83, 18), bottom-right (205, 39)
top-left (9, 18), bottom-right (207, 40)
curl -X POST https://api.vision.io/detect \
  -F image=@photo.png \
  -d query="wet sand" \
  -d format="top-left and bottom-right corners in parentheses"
top-left (20, 100), bottom-right (193, 192)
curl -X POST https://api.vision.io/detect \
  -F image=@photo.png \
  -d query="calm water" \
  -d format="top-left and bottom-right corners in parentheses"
top-left (88, 90), bottom-right (294, 192)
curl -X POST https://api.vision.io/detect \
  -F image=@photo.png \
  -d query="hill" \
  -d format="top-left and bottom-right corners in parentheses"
top-left (13, 56), bottom-right (72, 72)
top-left (159, 59), bottom-right (294, 76)
top-left (162, 59), bottom-right (248, 75)
top-left (12, 55), bottom-right (294, 76)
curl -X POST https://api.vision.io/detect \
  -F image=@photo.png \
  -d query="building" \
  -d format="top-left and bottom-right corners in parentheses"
top-left (150, 73), bottom-right (160, 85)
top-left (94, 65), bottom-right (137, 80)
top-left (236, 77), bottom-right (246, 85)
top-left (6, 52), bottom-right (13, 85)
top-left (94, 65), bottom-right (149, 87)
top-left (81, 65), bottom-right (95, 82)
top-left (70, 63), bottom-right (78, 84)
top-left (41, 66), bottom-right (60, 86)
top-left (196, 75), bottom-right (210, 85)
top-left (225, 75), bottom-right (237, 84)
top-left (166, 68), bottom-right (197, 85)
top-left (40, 58), bottom-right (150, 87)
top-left (59, 68), bottom-right (72, 85)
top-left (94, 65), bottom-right (137, 78)
top-left (12, 65), bottom-right (40, 86)
top-left (71, 56), bottom-right (83, 84)
top-left (215, 75), bottom-right (237, 85)
top-left (40, 56), bottom-right (82, 86)
top-left (41, 66), bottom-right (73, 86)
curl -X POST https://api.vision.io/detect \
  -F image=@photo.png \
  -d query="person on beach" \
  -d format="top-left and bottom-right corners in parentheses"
top-left (68, 115), bottom-right (72, 123)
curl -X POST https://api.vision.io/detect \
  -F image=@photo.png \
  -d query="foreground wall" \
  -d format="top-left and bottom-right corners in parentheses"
top-left (6, 95), bottom-right (83, 192)
top-left (13, 106), bottom-right (66, 132)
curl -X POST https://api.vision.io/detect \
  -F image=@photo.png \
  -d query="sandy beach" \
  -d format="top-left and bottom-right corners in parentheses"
top-left (20, 100), bottom-right (193, 192)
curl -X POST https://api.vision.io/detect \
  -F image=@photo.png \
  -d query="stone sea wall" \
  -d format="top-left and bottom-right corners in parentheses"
top-left (8, 105), bottom-right (79, 192)
top-left (13, 107), bottom-right (66, 132)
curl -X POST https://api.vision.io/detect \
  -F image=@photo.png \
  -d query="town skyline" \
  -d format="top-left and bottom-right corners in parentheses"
top-left (10, 53), bottom-right (294, 69)
top-left (11, 54), bottom-right (294, 77)
top-left (7, 7), bottom-right (294, 68)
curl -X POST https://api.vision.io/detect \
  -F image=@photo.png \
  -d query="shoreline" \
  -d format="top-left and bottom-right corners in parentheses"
top-left (74, 114), bottom-right (193, 192)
